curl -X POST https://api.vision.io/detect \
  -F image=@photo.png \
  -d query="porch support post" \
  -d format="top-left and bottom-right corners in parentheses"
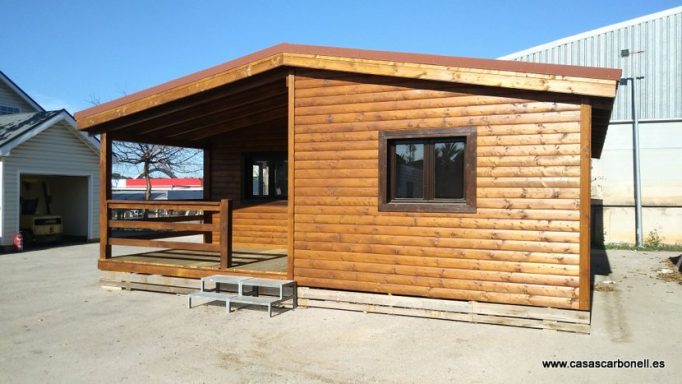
top-left (578, 102), bottom-right (592, 310)
top-left (203, 146), bottom-right (213, 244)
top-left (219, 199), bottom-right (232, 269)
top-left (99, 133), bottom-right (112, 259)
top-left (287, 70), bottom-right (296, 280)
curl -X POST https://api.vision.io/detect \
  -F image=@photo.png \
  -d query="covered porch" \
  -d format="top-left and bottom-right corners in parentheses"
top-left (91, 68), bottom-right (293, 280)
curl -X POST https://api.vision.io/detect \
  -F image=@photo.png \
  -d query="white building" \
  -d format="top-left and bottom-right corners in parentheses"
top-left (501, 6), bottom-right (682, 245)
top-left (0, 71), bottom-right (99, 246)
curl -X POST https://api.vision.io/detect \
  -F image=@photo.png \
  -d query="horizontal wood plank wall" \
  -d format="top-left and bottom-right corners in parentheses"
top-left (210, 124), bottom-right (288, 249)
top-left (293, 70), bottom-right (584, 310)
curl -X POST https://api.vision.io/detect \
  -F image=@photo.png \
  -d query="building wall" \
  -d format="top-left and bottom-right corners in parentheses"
top-left (501, 6), bottom-right (682, 245)
top-left (210, 124), bottom-right (288, 249)
top-left (593, 120), bottom-right (682, 243)
top-left (1, 121), bottom-right (99, 244)
top-left (292, 70), bottom-right (586, 310)
top-left (0, 80), bottom-right (38, 113)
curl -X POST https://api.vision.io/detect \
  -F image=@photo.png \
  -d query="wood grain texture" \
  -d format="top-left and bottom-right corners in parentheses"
top-left (298, 287), bottom-right (590, 333)
top-left (77, 49), bottom-right (617, 131)
top-left (282, 53), bottom-right (616, 100)
top-left (292, 70), bottom-right (584, 309)
top-left (109, 238), bottom-right (220, 252)
top-left (578, 103), bottom-right (592, 310)
top-left (209, 121), bottom-right (288, 249)
top-left (98, 259), bottom-right (287, 280)
top-left (99, 133), bottom-right (112, 259)
top-left (287, 72), bottom-right (296, 279)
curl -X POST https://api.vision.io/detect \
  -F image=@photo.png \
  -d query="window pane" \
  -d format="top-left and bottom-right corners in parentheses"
top-left (252, 164), bottom-right (261, 196)
top-left (246, 154), bottom-right (288, 199)
top-left (435, 141), bottom-right (465, 198)
top-left (394, 143), bottom-right (424, 198)
top-left (274, 159), bottom-right (287, 196)
top-left (262, 162), bottom-right (270, 195)
top-left (252, 160), bottom-right (270, 196)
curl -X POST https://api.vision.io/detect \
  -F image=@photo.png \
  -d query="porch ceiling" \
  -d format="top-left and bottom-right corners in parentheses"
top-left (91, 69), bottom-right (289, 147)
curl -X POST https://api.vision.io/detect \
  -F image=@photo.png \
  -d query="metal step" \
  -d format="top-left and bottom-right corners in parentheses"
top-left (228, 295), bottom-right (284, 317)
top-left (188, 275), bottom-right (297, 317)
top-left (187, 291), bottom-right (236, 312)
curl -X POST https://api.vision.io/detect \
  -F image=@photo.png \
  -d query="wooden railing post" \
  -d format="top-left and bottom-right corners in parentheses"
top-left (203, 212), bottom-right (213, 244)
top-left (202, 146), bottom-right (213, 244)
top-left (219, 199), bottom-right (232, 269)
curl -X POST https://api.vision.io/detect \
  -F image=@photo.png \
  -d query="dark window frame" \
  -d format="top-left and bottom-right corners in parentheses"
top-left (242, 151), bottom-right (288, 201)
top-left (379, 128), bottom-right (477, 213)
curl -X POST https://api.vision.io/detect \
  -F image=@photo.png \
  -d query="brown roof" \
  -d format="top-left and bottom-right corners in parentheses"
top-left (75, 43), bottom-right (621, 120)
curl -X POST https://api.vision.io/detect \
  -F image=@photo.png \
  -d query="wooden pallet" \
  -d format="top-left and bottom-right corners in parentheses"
top-left (297, 287), bottom-right (590, 334)
top-left (100, 271), bottom-right (286, 297)
top-left (101, 271), bottom-right (200, 294)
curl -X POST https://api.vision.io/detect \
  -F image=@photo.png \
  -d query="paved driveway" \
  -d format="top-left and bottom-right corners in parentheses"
top-left (0, 244), bottom-right (680, 383)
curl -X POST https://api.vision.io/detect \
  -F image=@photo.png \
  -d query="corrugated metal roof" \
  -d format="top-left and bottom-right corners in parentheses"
top-left (501, 6), bottom-right (682, 121)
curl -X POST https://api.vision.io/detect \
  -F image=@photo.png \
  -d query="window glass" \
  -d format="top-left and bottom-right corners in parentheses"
top-left (252, 161), bottom-right (270, 196)
top-left (245, 153), bottom-right (287, 199)
top-left (434, 141), bottom-right (465, 199)
top-left (379, 127), bottom-right (476, 213)
top-left (274, 159), bottom-right (288, 197)
top-left (394, 143), bottom-right (424, 198)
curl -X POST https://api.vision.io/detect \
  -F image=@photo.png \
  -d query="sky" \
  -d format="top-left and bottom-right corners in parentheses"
top-left (2, 0), bottom-right (680, 115)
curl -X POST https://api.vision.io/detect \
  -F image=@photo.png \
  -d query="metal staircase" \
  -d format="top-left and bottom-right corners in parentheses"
top-left (187, 275), bottom-right (297, 317)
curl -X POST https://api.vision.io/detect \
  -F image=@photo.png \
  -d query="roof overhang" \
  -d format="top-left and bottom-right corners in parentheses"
top-left (75, 43), bottom-right (621, 130)
top-left (0, 110), bottom-right (98, 157)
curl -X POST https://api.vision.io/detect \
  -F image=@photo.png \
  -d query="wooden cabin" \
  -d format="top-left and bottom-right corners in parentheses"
top-left (75, 43), bottom-right (620, 313)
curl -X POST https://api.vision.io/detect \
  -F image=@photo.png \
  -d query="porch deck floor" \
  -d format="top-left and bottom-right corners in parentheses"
top-left (111, 247), bottom-right (287, 273)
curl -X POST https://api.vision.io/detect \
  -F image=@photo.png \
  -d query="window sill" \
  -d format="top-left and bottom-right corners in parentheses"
top-left (378, 201), bottom-right (476, 213)
top-left (239, 198), bottom-right (288, 207)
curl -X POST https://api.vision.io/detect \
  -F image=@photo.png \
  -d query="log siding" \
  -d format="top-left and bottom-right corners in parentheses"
top-left (209, 124), bottom-right (288, 249)
top-left (292, 70), bottom-right (585, 310)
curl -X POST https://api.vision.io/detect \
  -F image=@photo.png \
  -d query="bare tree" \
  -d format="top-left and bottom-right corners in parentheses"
top-left (86, 94), bottom-right (202, 202)
top-left (113, 141), bottom-right (202, 201)
top-left (85, 94), bottom-right (102, 106)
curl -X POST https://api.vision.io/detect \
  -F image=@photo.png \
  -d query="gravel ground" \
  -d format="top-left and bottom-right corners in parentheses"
top-left (0, 244), bottom-right (680, 383)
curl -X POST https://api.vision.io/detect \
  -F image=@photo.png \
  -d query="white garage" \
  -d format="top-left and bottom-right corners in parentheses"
top-left (0, 71), bottom-right (99, 247)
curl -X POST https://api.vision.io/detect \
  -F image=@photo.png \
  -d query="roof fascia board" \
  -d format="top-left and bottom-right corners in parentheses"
top-left (0, 71), bottom-right (45, 112)
top-left (76, 52), bottom-right (618, 130)
top-left (282, 52), bottom-right (618, 94)
top-left (76, 53), bottom-right (285, 130)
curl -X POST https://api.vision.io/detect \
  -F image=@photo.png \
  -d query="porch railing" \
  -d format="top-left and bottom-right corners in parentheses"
top-left (104, 199), bottom-right (233, 269)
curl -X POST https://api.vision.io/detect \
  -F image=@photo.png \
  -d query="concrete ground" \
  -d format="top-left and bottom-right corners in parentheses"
top-left (0, 244), bottom-right (680, 384)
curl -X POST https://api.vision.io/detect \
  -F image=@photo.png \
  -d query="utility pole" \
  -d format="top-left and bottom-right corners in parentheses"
top-left (620, 49), bottom-right (644, 248)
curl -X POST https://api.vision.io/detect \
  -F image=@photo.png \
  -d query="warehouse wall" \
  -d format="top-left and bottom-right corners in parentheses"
top-left (502, 6), bottom-right (682, 245)
top-left (592, 120), bottom-right (682, 243)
